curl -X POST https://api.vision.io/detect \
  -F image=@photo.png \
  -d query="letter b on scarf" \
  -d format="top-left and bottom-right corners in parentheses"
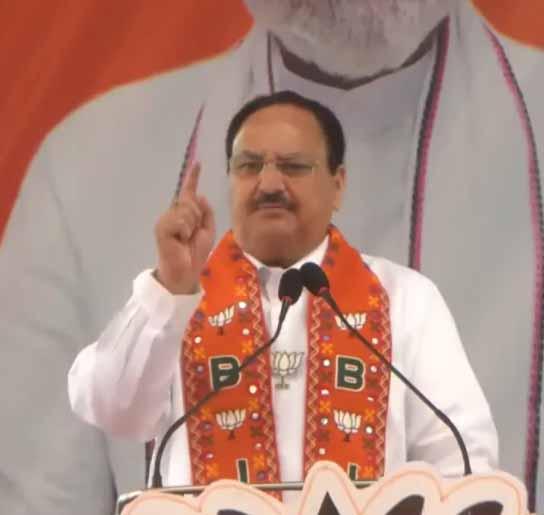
top-left (336, 356), bottom-right (365, 391)
top-left (210, 356), bottom-right (241, 390)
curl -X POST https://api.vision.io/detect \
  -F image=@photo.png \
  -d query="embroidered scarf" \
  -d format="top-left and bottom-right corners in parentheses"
top-left (181, 226), bottom-right (392, 487)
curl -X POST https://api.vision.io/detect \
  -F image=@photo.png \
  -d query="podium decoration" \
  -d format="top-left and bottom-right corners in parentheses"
top-left (119, 461), bottom-right (535, 515)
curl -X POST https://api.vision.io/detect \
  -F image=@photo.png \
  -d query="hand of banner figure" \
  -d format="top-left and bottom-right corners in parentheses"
top-left (155, 163), bottom-right (216, 294)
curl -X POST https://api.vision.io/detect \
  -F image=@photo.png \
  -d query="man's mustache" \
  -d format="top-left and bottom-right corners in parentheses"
top-left (251, 192), bottom-right (295, 210)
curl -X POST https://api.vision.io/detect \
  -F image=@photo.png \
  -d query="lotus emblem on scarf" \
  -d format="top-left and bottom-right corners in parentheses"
top-left (208, 305), bottom-right (235, 334)
top-left (333, 410), bottom-right (362, 442)
top-left (271, 351), bottom-right (304, 389)
top-left (215, 409), bottom-right (246, 439)
top-left (335, 312), bottom-right (366, 331)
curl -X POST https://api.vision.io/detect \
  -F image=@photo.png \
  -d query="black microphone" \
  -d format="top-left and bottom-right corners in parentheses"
top-left (299, 262), bottom-right (472, 477)
top-left (150, 267), bottom-right (304, 488)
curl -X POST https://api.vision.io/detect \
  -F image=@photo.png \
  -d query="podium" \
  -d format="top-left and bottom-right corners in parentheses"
top-left (116, 461), bottom-right (535, 515)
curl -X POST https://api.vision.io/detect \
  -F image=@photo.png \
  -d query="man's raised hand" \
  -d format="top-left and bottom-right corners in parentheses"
top-left (154, 163), bottom-right (215, 294)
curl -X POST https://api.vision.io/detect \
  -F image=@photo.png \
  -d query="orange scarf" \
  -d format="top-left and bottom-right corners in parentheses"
top-left (181, 226), bottom-right (391, 487)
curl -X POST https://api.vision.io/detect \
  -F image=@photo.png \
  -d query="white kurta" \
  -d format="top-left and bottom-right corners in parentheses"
top-left (68, 240), bottom-right (498, 495)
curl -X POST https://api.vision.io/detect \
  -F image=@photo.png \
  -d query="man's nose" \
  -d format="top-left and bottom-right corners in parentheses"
top-left (257, 162), bottom-right (286, 192)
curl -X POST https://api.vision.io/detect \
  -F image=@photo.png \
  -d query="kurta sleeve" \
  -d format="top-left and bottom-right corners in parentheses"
top-left (401, 275), bottom-right (499, 475)
top-left (68, 270), bottom-right (201, 442)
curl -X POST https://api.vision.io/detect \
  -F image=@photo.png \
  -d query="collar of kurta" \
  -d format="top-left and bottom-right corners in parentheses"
top-left (244, 235), bottom-right (328, 303)
top-left (180, 226), bottom-right (392, 492)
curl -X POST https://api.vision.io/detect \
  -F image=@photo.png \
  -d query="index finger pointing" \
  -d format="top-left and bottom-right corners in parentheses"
top-left (179, 162), bottom-right (201, 201)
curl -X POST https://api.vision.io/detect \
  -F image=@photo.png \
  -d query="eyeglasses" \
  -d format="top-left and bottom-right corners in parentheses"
top-left (229, 155), bottom-right (319, 178)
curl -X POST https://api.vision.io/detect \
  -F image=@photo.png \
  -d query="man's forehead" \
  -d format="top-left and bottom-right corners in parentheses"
top-left (233, 104), bottom-right (326, 146)
top-left (233, 149), bottom-right (310, 158)
top-left (232, 128), bottom-right (327, 160)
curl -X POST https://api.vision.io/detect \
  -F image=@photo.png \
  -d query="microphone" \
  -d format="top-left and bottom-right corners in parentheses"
top-left (150, 267), bottom-right (304, 488)
top-left (299, 262), bottom-right (473, 477)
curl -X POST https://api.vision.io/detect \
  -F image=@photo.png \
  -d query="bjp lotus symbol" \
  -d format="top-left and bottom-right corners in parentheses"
top-left (335, 312), bottom-right (366, 331)
top-left (216, 409), bottom-right (246, 439)
top-left (271, 351), bottom-right (304, 389)
top-left (333, 410), bottom-right (362, 442)
top-left (208, 305), bottom-right (235, 335)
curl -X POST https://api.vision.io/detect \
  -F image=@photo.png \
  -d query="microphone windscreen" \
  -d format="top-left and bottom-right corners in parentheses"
top-left (278, 268), bottom-right (303, 304)
top-left (300, 262), bottom-right (329, 296)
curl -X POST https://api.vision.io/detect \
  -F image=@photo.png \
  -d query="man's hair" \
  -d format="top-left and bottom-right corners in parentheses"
top-left (225, 90), bottom-right (345, 174)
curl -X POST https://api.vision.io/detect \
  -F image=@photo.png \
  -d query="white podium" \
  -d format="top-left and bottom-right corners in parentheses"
top-left (116, 461), bottom-right (534, 515)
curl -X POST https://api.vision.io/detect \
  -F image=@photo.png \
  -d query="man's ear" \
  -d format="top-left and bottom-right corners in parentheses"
top-left (333, 165), bottom-right (346, 211)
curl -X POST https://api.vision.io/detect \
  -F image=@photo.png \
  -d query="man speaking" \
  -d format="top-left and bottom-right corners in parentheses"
top-left (68, 92), bottom-right (497, 495)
